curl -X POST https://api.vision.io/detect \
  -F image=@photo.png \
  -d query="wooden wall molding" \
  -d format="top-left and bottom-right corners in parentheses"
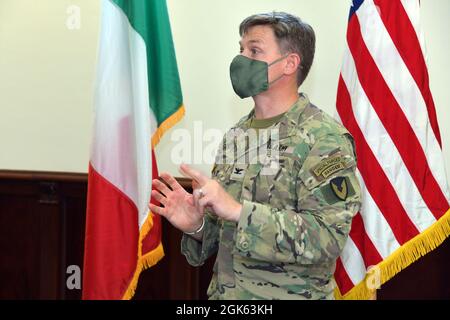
top-left (0, 169), bottom-right (88, 182)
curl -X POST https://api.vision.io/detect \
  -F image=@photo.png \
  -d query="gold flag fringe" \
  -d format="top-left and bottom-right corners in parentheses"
top-left (151, 105), bottom-right (185, 148)
top-left (335, 208), bottom-right (450, 300)
top-left (122, 105), bottom-right (185, 300)
top-left (122, 240), bottom-right (164, 300)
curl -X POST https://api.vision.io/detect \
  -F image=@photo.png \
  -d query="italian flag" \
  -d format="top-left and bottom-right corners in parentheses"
top-left (83, 0), bottom-right (184, 299)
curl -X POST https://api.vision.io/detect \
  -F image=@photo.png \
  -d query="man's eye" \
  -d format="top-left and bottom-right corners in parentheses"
top-left (251, 48), bottom-right (259, 55)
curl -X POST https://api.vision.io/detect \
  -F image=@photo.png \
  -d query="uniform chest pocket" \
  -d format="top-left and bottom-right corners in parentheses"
top-left (251, 154), bottom-right (301, 210)
top-left (214, 163), bottom-right (249, 202)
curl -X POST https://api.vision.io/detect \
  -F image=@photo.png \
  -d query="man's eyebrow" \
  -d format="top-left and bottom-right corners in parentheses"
top-left (239, 39), bottom-right (264, 46)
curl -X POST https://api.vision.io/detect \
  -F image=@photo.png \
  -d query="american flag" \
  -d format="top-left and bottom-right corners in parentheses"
top-left (334, 0), bottom-right (450, 299)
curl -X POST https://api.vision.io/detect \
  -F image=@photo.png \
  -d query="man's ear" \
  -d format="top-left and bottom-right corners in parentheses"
top-left (284, 53), bottom-right (301, 76)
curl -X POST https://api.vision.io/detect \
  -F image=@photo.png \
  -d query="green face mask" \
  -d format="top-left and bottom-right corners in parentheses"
top-left (229, 54), bottom-right (288, 99)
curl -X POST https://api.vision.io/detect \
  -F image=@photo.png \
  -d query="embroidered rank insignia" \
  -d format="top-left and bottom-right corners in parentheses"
top-left (230, 164), bottom-right (247, 181)
top-left (330, 177), bottom-right (348, 201)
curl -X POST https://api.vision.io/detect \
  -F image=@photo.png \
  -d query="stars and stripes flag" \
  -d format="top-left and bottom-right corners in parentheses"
top-left (83, 0), bottom-right (184, 299)
top-left (334, 0), bottom-right (450, 299)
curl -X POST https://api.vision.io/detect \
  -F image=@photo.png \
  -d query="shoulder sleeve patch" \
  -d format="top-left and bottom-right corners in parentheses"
top-left (311, 155), bottom-right (346, 180)
top-left (320, 176), bottom-right (356, 204)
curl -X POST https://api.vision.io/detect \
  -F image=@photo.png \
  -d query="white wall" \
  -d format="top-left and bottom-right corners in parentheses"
top-left (0, 0), bottom-right (99, 172)
top-left (0, 0), bottom-right (449, 183)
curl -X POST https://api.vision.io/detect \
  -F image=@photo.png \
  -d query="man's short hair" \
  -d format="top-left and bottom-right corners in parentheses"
top-left (239, 12), bottom-right (316, 87)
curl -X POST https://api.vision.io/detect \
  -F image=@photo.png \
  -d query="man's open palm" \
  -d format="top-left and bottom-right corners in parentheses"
top-left (149, 172), bottom-right (203, 233)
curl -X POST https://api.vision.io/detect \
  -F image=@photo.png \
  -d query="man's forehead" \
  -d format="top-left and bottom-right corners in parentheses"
top-left (240, 26), bottom-right (275, 45)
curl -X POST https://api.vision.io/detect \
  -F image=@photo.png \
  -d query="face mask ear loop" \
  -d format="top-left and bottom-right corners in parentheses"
top-left (268, 74), bottom-right (285, 86)
top-left (267, 54), bottom-right (290, 86)
top-left (267, 53), bottom-right (290, 67)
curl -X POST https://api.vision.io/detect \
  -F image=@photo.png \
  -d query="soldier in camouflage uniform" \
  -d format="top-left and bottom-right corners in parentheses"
top-left (150, 12), bottom-right (361, 300)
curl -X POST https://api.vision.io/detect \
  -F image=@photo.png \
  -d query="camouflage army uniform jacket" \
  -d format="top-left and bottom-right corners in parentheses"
top-left (181, 94), bottom-right (361, 300)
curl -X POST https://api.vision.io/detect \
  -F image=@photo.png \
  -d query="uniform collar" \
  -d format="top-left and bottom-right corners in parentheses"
top-left (233, 93), bottom-right (311, 139)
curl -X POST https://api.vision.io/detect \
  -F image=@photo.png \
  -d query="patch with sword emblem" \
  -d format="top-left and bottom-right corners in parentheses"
top-left (320, 176), bottom-right (355, 204)
top-left (330, 177), bottom-right (348, 200)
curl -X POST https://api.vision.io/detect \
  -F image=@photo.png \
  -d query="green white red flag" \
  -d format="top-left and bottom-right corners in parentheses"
top-left (83, 0), bottom-right (184, 299)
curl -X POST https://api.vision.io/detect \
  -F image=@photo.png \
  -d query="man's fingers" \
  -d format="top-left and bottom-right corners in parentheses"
top-left (160, 172), bottom-right (182, 191)
top-left (193, 189), bottom-right (202, 212)
top-left (152, 179), bottom-right (171, 196)
top-left (179, 163), bottom-right (208, 185)
top-left (151, 190), bottom-right (167, 206)
top-left (198, 195), bottom-right (211, 214)
top-left (192, 179), bottom-right (201, 190)
top-left (149, 203), bottom-right (166, 217)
